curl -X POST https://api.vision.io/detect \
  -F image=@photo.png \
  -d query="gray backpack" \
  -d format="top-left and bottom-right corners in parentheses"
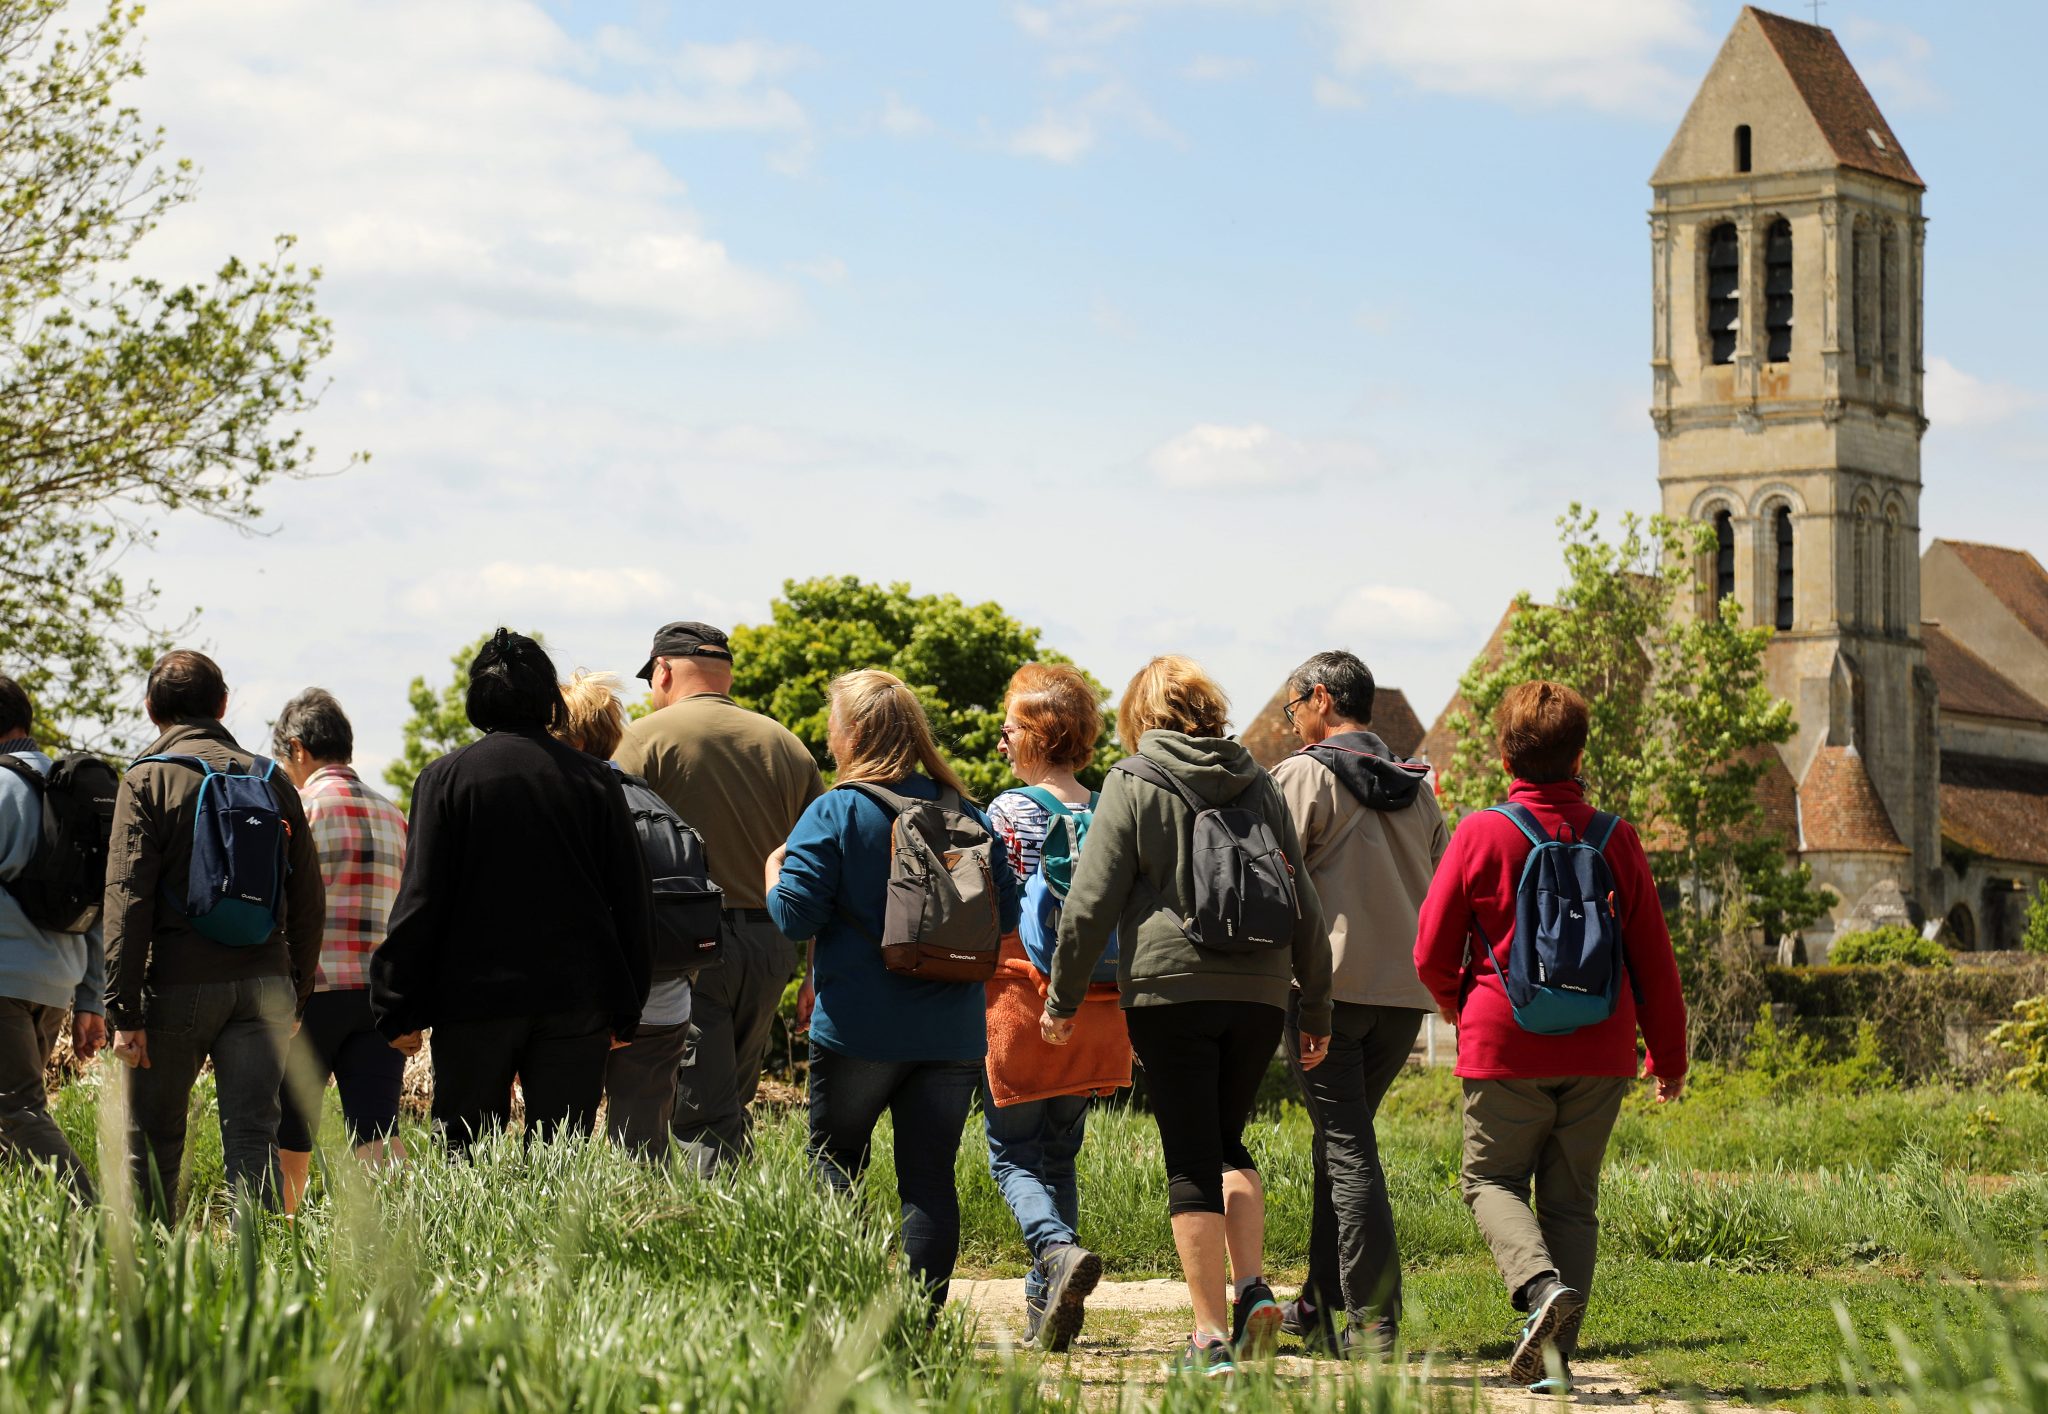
top-left (837, 782), bottom-right (1003, 983)
top-left (1113, 756), bottom-right (1300, 954)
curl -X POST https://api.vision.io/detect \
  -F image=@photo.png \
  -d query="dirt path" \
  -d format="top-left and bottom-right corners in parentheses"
top-left (957, 1278), bottom-right (1777, 1411)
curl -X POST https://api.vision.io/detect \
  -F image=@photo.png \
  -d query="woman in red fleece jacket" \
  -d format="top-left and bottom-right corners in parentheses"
top-left (1413, 681), bottom-right (1687, 1395)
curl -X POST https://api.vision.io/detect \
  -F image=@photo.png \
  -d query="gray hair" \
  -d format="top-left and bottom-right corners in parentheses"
top-left (1286, 650), bottom-right (1376, 726)
top-left (272, 687), bottom-right (354, 764)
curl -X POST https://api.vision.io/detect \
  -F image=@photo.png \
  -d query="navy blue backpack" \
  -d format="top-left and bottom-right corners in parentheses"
top-left (1469, 803), bottom-right (1632, 1036)
top-left (136, 754), bottom-right (290, 948)
top-left (1009, 787), bottom-right (1119, 985)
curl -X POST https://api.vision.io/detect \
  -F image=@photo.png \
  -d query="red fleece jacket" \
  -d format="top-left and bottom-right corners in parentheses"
top-left (1413, 778), bottom-right (1688, 1082)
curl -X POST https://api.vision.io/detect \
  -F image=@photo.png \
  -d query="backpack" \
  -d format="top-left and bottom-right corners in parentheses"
top-left (1467, 803), bottom-right (1634, 1036)
top-left (1010, 786), bottom-right (1119, 984)
top-left (618, 773), bottom-right (725, 971)
top-left (837, 781), bottom-right (1002, 983)
top-left (1112, 756), bottom-right (1300, 954)
top-left (0, 751), bottom-right (120, 934)
top-left (135, 753), bottom-right (291, 948)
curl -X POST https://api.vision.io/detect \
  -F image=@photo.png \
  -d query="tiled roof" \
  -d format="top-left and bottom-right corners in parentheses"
top-left (1938, 540), bottom-right (2048, 654)
top-left (1241, 685), bottom-right (1427, 772)
top-left (1941, 753), bottom-right (2048, 869)
top-left (1922, 622), bottom-right (2048, 725)
top-left (1749, 8), bottom-right (1924, 188)
top-left (1799, 744), bottom-right (1909, 854)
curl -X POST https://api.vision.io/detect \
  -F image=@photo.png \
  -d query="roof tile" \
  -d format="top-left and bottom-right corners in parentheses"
top-left (1749, 7), bottom-right (1924, 188)
top-left (1941, 754), bottom-right (2048, 869)
top-left (1922, 622), bottom-right (2048, 725)
top-left (1799, 744), bottom-right (1910, 854)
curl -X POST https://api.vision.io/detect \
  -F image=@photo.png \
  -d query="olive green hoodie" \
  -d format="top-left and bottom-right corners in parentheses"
top-left (1047, 730), bottom-right (1333, 1034)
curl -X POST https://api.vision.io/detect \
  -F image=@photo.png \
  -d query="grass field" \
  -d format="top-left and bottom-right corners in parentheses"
top-left (2, 1062), bottom-right (2043, 1411)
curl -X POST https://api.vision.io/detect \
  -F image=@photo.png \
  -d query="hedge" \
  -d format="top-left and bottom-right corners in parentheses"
top-left (1763, 960), bottom-right (2048, 1082)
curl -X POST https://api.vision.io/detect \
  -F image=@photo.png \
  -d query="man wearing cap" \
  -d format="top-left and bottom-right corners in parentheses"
top-left (614, 621), bottom-right (824, 1173)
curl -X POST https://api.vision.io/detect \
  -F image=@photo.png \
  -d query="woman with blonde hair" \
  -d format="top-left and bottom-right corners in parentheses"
top-left (981, 663), bottom-right (1130, 1349)
top-left (1043, 655), bottom-right (1332, 1375)
top-left (765, 669), bottom-right (1022, 1316)
top-left (554, 670), bottom-right (702, 1158)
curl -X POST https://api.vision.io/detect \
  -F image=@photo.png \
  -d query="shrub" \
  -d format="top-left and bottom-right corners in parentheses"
top-left (2023, 882), bottom-right (2048, 954)
top-left (1764, 961), bottom-right (2048, 1083)
top-left (1990, 995), bottom-right (2048, 1096)
top-left (1735, 1006), bottom-right (1894, 1097)
top-left (1830, 925), bottom-right (1953, 968)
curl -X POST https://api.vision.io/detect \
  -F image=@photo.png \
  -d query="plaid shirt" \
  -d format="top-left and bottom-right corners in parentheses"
top-left (300, 764), bottom-right (407, 992)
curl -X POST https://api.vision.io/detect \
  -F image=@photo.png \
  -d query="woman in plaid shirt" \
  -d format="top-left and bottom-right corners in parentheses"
top-left (272, 688), bottom-right (410, 1212)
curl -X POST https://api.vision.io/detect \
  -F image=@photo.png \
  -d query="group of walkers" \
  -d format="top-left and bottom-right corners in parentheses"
top-left (0, 621), bottom-right (1687, 1392)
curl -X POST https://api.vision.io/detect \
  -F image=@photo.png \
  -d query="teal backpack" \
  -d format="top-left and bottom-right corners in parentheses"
top-left (1012, 787), bottom-right (1119, 985)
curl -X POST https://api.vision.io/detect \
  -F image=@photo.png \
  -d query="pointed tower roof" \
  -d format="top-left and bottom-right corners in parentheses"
top-left (1653, 6), bottom-right (1922, 190)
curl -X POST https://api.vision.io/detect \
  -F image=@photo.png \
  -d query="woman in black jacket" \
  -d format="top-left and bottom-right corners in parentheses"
top-left (370, 630), bottom-right (653, 1149)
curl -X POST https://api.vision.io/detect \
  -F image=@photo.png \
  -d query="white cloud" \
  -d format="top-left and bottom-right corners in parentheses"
top-left (1926, 357), bottom-right (2039, 429)
top-left (792, 256), bottom-right (849, 284)
top-left (1184, 54), bottom-right (1256, 81)
top-left (1009, 83), bottom-right (1177, 163)
top-left (1012, 108), bottom-right (1100, 162)
top-left (880, 90), bottom-right (934, 136)
top-left (131, 2), bottom-right (802, 338)
top-left (403, 563), bottom-right (677, 619)
top-left (1839, 19), bottom-right (1940, 112)
top-left (1316, 0), bottom-right (1708, 115)
top-left (1312, 75), bottom-right (1367, 109)
top-left (1013, 2), bottom-right (1140, 48)
top-left (1327, 585), bottom-right (1466, 644)
top-left (1146, 422), bottom-right (1373, 489)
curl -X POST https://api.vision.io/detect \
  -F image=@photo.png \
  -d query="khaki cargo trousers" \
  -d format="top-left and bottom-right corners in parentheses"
top-left (1459, 1075), bottom-right (1631, 1350)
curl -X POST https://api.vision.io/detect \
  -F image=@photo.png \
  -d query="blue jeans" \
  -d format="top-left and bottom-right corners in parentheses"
top-left (128, 976), bottom-right (295, 1218)
top-left (980, 1074), bottom-right (1088, 1306)
top-left (808, 1040), bottom-right (980, 1309)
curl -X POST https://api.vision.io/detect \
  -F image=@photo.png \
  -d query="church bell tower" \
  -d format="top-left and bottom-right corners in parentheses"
top-left (1649, 6), bottom-right (1939, 906)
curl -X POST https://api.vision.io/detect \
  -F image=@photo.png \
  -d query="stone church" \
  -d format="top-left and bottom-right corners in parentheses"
top-left (1248, 8), bottom-right (2048, 960)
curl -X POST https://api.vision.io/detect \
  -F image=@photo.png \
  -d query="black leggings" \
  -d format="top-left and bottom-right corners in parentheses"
top-left (276, 988), bottom-right (406, 1151)
top-left (1127, 1000), bottom-right (1285, 1216)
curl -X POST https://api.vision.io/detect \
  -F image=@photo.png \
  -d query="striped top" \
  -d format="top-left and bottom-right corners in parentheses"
top-left (987, 790), bottom-right (1052, 889)
top-left (300, 765), bottom-right (408, 991)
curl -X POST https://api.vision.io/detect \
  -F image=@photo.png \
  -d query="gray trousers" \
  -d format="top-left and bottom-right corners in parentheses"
top-left (1287, 997), bottom-right (1423, 1325)
top-left (1460, 1074), bottom-right (1630, 1353)
top-left (0, 995), bottom-right (94, 1200)
top-left (673, 912), bottom-right (797, 1175)
top-left (604, 1019), bottom-right (692, 1159)
top-left (129, 976), bottom-right (295, 1219)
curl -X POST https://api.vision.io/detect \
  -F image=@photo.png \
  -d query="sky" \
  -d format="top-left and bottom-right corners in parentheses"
top-left (102, 0), bottom-right (2048, 783)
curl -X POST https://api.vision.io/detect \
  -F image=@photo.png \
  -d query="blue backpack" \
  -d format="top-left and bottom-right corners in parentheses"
top-left (1468, 803), bottom-right (1633, 1036)
top-left (1011, 787), bottom-right (1119, 985)
top-left (136, 754), bottom-right (290, 948)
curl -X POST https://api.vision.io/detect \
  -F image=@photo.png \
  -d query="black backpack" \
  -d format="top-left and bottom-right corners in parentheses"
top-left (618, 773), bottom-right (725, 971)
top-left (0, 751), bottom-right (121, 935)
top-left (1112, 756), bottom-right (1300, 954)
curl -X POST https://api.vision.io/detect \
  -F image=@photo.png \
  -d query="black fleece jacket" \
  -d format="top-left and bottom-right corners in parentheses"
top-left (370, 729), bottom-right (652, 1040)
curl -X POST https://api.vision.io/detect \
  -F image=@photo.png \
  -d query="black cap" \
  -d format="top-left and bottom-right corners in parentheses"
top-left (636, 621), bottom-right (733, 681)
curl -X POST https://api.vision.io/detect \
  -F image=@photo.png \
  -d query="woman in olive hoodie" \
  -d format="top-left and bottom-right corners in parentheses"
top-left (1043, 655), bottom-right (1333, 1375)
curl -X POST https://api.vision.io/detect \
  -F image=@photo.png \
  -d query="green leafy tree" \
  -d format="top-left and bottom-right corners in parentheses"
top-left (0, 1), bottom-right (350, 751)
top-left (1991, 995), bottom-right (2048, 1095)
top-left (384, 632), bottom-right (543, 809)
top-left (1439, 504), bottom-right (1833, 953)
top-left (729, 577), bottom-right (1117, 800)
top-left (2022, 883), bottom-right (2048, 955)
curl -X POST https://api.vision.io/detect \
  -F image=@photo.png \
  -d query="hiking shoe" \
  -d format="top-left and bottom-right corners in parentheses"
top-left (1022, 1285), bottom-right (1048, 1347)
top-left (1529, 1357), bottom-right (1574, 1396)
top-left (1231, 1281), bottom-right (1282, 1356)
top-left (1035, 1243), bottom-right (1102, 1353)
top-left (1173, 1336), bottom-right (1236, 1379)
top-left (1280, 1296), bottom-right (1340, 1353)
top-left (1346, 1318), bottom-right (1398, 1359)
top-left (1507, 1282), bottom-right (1585, 1385)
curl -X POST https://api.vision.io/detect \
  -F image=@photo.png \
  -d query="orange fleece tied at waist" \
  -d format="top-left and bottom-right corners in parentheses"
top-left (984, 933), bottom-right (1131, 1108)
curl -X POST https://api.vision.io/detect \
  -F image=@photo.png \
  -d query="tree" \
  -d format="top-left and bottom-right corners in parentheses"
top-left (729, 577), bottom-right (1118, 801)
top-left (1438, 504), bottom-right (1833, 954)
top-left (2023, 883), bottom-right (2048, 955)
top-left (0, 1), bottom-right (348, 752)
top-left (384, 632), bottom-right (542, 809)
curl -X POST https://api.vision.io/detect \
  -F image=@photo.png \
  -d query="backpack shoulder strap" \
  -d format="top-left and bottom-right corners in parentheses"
top-left (1014, 785), bottom-right (1070, 818)
top-left (1485, 802), bottom-right (1550, 848)
top-left (135, 753), bottom-right (211, 774)
top-left (1584, 811), bottom-right (1621, 852)
top-left (836, 780), bottom-right (910, 816)
top-left (0, 755), bottom-right (43, 793)
top-left (1113, 755), bottom-right (1201, 812)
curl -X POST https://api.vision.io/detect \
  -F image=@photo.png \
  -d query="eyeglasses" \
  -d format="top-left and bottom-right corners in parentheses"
top-left (1282, 694), bottom-right (1313, 725)
top-left (999, 723), bottom-right (1018, 740)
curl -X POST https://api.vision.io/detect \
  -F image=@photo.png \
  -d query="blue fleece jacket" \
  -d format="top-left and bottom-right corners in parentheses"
top-left (767, 774), bottom-right (1019, 1063)
top-left (0, 741), bottom-right (105, 1014)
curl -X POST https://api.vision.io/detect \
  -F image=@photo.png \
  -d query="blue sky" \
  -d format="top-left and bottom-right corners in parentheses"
top-left (117, 0), bottom-right (2047, 780)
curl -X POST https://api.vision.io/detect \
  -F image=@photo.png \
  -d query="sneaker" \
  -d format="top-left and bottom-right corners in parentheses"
top-left (1529, 1357), bottom-right (1574, 1396)
top-left (1173, 1335), bottom-right (1236, 1379)
top-left (1344, 1317), bottom-right (1397, 1360)
top-left (1022, 1285), bottom-right (1047, 1347)
top-left (1035, 1244), bottom-right (1102, 1353)
top-left (1231, 1281), bottom-right (1282, 1356)
top-left (1280, 1296), bottom-right (1340, 1353)
top-left (1507, 1282), bottom-right (1585, 1385)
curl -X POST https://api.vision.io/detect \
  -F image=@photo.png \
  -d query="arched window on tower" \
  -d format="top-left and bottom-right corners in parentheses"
top-left (1853, 220), bottom-right (1877, 368)
top-left (1884, 505), bottom-right (1904, 634)
top-left (1706, 223), bottom-right (1740, 366)
top-left (1764, 219), bottom-right (1793, 363)
top-left (1849, 497), bottom-right (1873, 628)
top-left (1714, 509), bottom-right (1736, 608)
top-left (1774, 504), bottom-right (1795, 631)
top-left (1881, 224), bottom-right (1901, 379)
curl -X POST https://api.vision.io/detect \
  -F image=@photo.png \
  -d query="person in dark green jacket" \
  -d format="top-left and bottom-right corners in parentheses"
top-left (1043, 655), bottom-right (1333, 1376)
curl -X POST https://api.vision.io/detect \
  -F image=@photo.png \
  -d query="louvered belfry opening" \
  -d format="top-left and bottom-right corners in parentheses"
top-left (1706, 222), bottom-right (1740, 365)
top-left (1774, 504), bottom-right (1795, 630)
top-left (1764, 218), bottom-right (1793, 363)
top-left (1714, 509), bottom-right (1737, 605)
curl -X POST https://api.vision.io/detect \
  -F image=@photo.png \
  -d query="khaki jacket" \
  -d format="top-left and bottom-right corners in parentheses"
top-left (1272, 743), bottom-right (1445, 1011)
